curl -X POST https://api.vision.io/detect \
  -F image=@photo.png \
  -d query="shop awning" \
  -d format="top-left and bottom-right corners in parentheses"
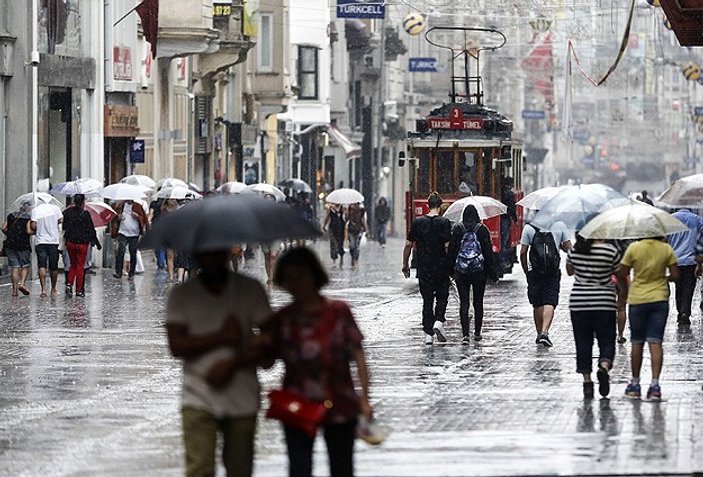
top-left (328, 124), bottom-right (361, 159)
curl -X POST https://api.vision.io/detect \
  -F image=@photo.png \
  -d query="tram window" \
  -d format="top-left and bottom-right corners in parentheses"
top-left (458, 151), bottom-right (478, 195)
top-left (435, 150), bottom-right (456, 194)
top-left (417, 149), bottom-right (430, 195)
top-left (481, 148), bottom-right (493, 196)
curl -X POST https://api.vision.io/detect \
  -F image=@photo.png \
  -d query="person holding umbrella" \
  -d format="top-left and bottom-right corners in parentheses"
top-left (374, 198), bottom-right (391, 248)
top-left (346, 203), bottom-right (367, 269)
top-left (62, 194), bottom-right (101, 297)
top-left (111, 199), bottom-right (148, 280)
top-left (27, 203), bottom-right (63, 297)
top-left (2, 201), bottom-right (32, 297)
top-left (323, 203), bottom-right (347, 267)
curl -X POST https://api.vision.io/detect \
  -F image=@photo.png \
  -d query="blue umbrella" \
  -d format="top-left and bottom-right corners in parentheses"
top-left (529, 184), bottom-right (626, 231)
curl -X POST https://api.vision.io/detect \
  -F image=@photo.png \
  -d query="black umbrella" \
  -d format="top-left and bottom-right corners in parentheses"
top-left (279, 178), bottom-right (313, 194)
top-left (139, 195), bottom-right (321, 253)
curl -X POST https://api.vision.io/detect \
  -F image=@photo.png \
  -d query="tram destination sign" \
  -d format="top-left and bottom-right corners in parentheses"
top-left (336, 0), bottom-right (385, 19)
top-left (427, 107), bottom-right (484, 130)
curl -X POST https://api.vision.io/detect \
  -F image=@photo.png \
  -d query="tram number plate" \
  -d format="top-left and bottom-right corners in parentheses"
top-left (428, 117), bottom-right (484, 130)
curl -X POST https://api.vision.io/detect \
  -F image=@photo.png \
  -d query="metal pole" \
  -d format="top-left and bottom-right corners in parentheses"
top-left (373, 15), bottom-right (386, 237)
top-left (31, 0), bottom-right (39, 200)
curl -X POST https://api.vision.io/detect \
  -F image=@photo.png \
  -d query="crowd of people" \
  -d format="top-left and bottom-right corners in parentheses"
top-left (403, 189), bottom-right (699, 403)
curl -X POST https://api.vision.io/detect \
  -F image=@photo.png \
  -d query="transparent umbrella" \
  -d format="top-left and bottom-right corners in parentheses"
top-left (325, 188), bottom-right (364, 205)
top-left (579, 203), bottom-right (688, 240)
top-left (10, 193), bottom-right (63, 216)
top-left (156, 186), bottom-right (202, 200)
top-left (121, 175), bottom-right (156, 189)
top-left (50, 178), bottom-right (103, 197)
top-left (102, 184), bottom-right (149, 201)
top-left (243, 183), bottom-right (287, 202)
top-left (443, 196), bottom-right (507, 222)
top-left (156, 178), bottom-right (188, 190)
top-left (217, 181), bottom-right (248, 194)
top-left (517, 186), bottom-right (570, 211)
top-left (658, 174), bottom-right (703, 207)
top-left (530, 184), bottom-right (626, 231)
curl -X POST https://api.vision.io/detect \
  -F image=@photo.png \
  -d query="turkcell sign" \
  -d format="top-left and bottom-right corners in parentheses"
top-left (695, 106), bottom-right (703, 117)
top-left (522, 109), bottom-right (546, 120)
top-left (336, 0), bottom-right (385, 19)
top-left (409, 57), bottom-right (438, 72)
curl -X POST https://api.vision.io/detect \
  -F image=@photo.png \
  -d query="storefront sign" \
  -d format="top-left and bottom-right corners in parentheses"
top-left (427, 107), bottom-right (484, 130)
top-left (213, 0), bottom-right (232, 17)
top-left (104, 105), bottom-right (140, 137)
top-left (409, 57), bottom-right (438, 72)
top-left (337, 0), bottom-right (385, 19)
top-left (113, 46), bottom-right (133, 81)
top-left (130, 139), bottom-right (145, 164)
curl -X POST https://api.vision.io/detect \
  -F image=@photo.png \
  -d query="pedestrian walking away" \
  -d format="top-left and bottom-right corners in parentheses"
top-left (403, 192), bottom-right (452, 345)
top-left (500, 176), bottom-right (518, 271)
top-left (2, 202), bottom-right (32, 297)
top-left (62, 194), bottom-right (101, 297)
top-left (166, 249), bottom-right (272, 477)
top-left (27, 204), bottom-right (63, 297)
top-left (112, 199), bottom-right (148, 280)
top-left (667, 209), bottom-right (703, 325)
top-left (520, 220), bottom-right (572, 347)
top-left (323, 204), bottom-right (347, 267)
top-left (618, 237), bottom-right (679, 400)
top-left (374, 198), bottom-right (391, 247)
top-left (639, 190), bottom-right (654, 206)
top-left (261, 247), bottom-right (373, 477)
top-left (149, 197), bottom-right (167, 270)
top-left (566, 235), bottom-right (627, 399)
top-left (346, 203), bottom-right (367, 269)
top-left (448, 204), bottom-right (497, 343)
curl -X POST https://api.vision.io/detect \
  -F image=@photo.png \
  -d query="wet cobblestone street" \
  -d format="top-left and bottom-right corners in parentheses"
top-left (1, 239), bottom-right (702, 476)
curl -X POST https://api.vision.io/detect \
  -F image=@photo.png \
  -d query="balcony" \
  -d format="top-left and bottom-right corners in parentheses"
top-left (156, 0), bottom-right (220, 58)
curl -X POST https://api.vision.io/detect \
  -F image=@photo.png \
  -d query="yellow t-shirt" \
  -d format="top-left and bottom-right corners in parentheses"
top-left (621, 239), bottom-right (678, 305)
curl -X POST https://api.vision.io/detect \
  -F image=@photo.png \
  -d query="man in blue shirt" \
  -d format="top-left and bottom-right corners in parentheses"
top-left (669, 209), bottom-right (703, 325)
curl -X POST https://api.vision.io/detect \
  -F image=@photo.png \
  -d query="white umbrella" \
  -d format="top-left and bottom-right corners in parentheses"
top-left (121, 175), bottom-right (156, 189)
top-left (517, 186), bottom-right (569, 211)
top-left (31, 203), bottom-right (62, 221)
top-left (326, 188), bottom-right (364, 205)
top-left (157, 178), bottom-right (188, 190)
top-left (10, 192), bottom-right (62, 210)
top-left (243, 183), bottom-right (287, 202)
top-left (156, 186), bottom-right (202, 200)
top-left (102, 183), bottom-right (149, 201)
top-left (217, 181), bottom-right (248, 194)
top-left (579, 203), bottom-right (688, 240)
top-left (444, 196), bottom-right (508, 222)
top-left (50, 178), bottom-right (103, 197)
top-left (658, 174), bottom-right (703, 207)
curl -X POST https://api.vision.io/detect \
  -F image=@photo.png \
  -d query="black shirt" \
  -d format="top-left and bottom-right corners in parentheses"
top-left (4, 214), bottom-right (31, 251)
top-left (63, 207), bottom-right (98, 245)
top-left (501, 185), bottom-right (518, 222)
top-left (407, 214), bottom-right (451, 277)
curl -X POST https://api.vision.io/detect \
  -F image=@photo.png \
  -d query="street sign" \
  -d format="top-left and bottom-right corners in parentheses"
top-left (427, 107), bottom-right (484, 131)
top-left (336, 0), bottom-right (385, 19)
top-left (129, 139), bottom-right (145, 163)
top-left (695, 106), bottom-right (703, 116)
top-left (409, 57), bottom-right (439, 72)
top-left (522, 109), bottom-right (546, 120)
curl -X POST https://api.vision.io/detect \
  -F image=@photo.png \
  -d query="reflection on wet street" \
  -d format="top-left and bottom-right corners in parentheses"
top-left (1, 239), bottom-right (702, 476)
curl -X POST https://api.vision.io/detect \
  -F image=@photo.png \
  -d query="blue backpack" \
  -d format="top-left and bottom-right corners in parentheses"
top-left (455, 224), bottom-right (484, 274)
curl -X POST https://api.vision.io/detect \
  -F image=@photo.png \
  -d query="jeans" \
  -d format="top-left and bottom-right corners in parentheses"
top-left (629, 301), bottom-right (669, 344)
top-left (116, 234), bottom-right (139, 276)
top-left (455, 272), bottom-right (487, 337)
top-left (418, 274), bottom-right (450, 335)
top-left (66, 242), bottom-right (88, 293)
top-left (500, 215), bottom-right (511, 266)
top-left (330, 230), bottom-right (345, 261)
top-left (570, 309), bottom-right (616, 373)
top-left (182, 408), bottom-right (256, 477)
top-left (675, 265), bottom-right (696, 317)
top-left (376, 222), bottom-right (388, 245)
top-left (155, 249), bottom-right (167, 269)
top-left (284, 422), bottom-right (356, 477)
top-left (35, 243), bottom-right (60, 271)
top-left (348, 232), bottom-right (363, 261)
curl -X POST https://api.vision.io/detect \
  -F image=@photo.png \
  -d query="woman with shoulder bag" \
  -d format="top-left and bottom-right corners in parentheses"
top-left (2, 202), bottom-right (32, 296)
top-left (264, 247), bottom-right (372, 477)
top-left (448, 205), bottom-right (497, 344)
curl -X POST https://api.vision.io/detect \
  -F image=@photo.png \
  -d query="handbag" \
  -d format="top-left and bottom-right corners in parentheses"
top-left (266, 389), bottom-right (333, 438)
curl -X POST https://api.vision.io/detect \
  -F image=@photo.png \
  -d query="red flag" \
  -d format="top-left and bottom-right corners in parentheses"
top-left (136, 0), bottom-right (159, 59)
top-left (521, 34), bottom-right (554, 109)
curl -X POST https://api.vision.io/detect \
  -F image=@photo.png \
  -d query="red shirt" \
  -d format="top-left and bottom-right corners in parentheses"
top-left (267, 299), bottom-right (364, 424)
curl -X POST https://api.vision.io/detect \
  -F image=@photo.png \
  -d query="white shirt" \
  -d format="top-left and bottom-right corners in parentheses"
top-left (166, 272), bottom-right (272, 418)
top-left (119, 203), bottom-right (141, 237)
top-left (30, 210), bottom-right (61, 245)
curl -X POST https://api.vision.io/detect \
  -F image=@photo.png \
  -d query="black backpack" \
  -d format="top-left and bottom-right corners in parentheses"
top-left (528, 224), bottom-right (560, 274)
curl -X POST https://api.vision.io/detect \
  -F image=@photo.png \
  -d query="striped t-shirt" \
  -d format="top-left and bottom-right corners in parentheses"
top-left (567, 243), bottom-right (622, 312)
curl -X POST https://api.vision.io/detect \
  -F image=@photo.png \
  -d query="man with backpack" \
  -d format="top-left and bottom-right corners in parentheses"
top-left (520, 220), bottom-right (572, 347)
top-left (402, 192), bottom-right (452, 345)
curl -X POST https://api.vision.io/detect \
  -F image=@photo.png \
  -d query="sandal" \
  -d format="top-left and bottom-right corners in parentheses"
top-left (18, 286), bottom-right (30, 296)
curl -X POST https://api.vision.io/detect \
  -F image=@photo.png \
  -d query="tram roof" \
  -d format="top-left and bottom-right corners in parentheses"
top-left (407, 138), bottom-right (523, 150)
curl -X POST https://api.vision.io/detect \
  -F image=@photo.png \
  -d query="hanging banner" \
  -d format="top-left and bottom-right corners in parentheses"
top-left (337, 0), bottom-right (385, 19)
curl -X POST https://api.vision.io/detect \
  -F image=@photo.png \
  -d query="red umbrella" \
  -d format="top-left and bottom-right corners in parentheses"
top-left (84, 202), bottom-right (117, 227)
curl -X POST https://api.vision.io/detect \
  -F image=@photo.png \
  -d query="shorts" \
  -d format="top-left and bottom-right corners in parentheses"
top-left (36, 244), bottom-right (60, 271)
top-left (527, 270), bottom-right (561, 308)
top-left (6, 249), bottom-right (31, 268)
top-left (629, 301), bottom-right (669, 344)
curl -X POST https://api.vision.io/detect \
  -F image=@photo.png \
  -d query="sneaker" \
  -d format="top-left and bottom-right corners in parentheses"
top-left (646, 384), bottom-right (662, 400)
top-left (678, 313), bottom-right (691, 326)
top-left (535, 335), bottom-right (541, 344)
top-left (617, 335), bottom-right (627, 345)
top-left (583, 382), bottom-right (594, 399)
top-left (597, 366), bottom-right (610, 397)
top-left (65, 285), bottom-right (73, 297)
top-left (433, 321), bottom-right (447, 343)
top-left (538, 334), bottom-right (553, 347)
top-left (113, 273), bottom-right (122, 279)
top-left (625, 383), bottom-right (641, 399)
top-left (473, 333), bottom-right (483, 342)
top-left (462, 336), bottom-right (471, 346)
top-left (424, 334), bottom-right (434, 346)
top-left (75, 292), bottom-right (85, 298)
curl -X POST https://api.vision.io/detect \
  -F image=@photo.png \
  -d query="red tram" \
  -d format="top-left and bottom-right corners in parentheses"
top-left (403, 27), bottom-right (524, 274)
